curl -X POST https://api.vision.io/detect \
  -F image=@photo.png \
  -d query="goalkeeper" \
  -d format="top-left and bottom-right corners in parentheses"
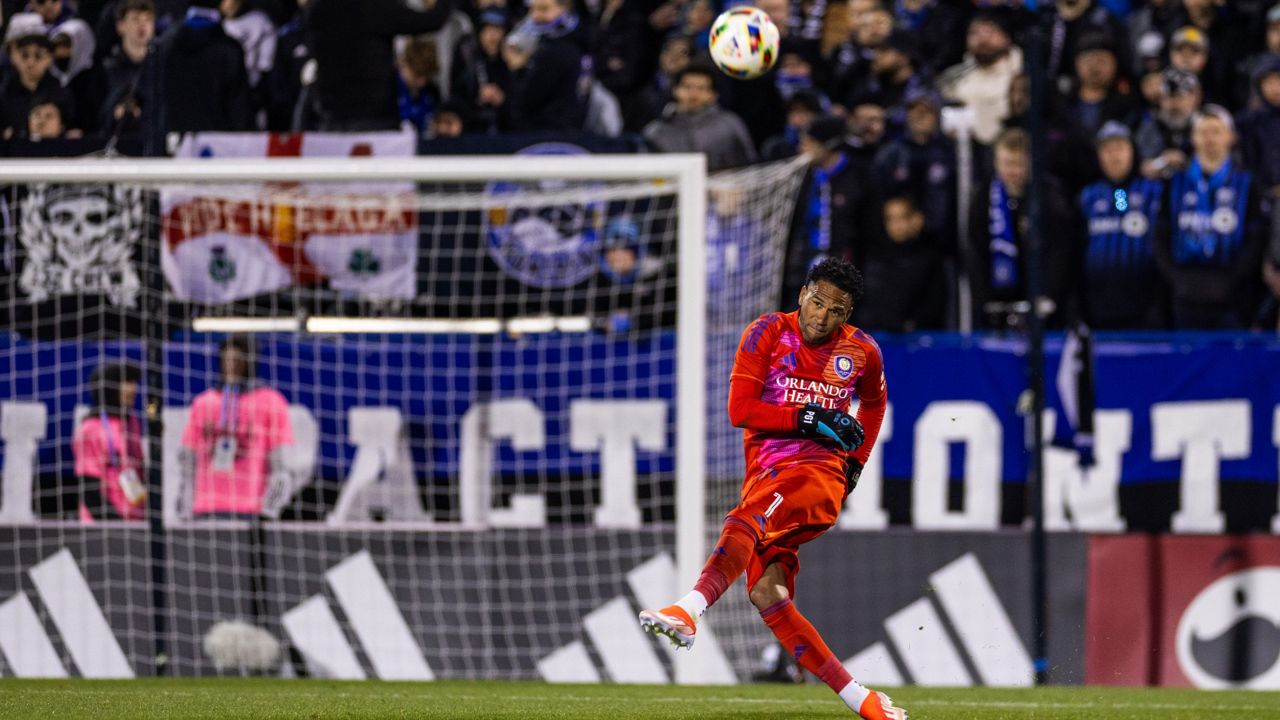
top-left (178, 336), bottom-right (295, 520)
top-left (640, 258), bottom-right (904, 720)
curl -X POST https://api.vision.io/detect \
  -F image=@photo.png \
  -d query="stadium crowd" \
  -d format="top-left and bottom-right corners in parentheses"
top-left (1, 0), bottom-right (1279, 331)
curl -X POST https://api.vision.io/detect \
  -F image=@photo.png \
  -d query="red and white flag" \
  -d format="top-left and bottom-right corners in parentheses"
top-left (160, 132), bottom-right (419, 304)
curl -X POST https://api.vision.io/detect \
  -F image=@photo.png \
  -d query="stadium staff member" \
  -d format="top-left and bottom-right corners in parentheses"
top-left (179, 336), bottom-right (294, 520)
top-left (639, 258), bottom-right (906, 720)
top-left (71, 360), bottom-right (146, 521)
top-left (1155, 105), bottom-right (1268, 329)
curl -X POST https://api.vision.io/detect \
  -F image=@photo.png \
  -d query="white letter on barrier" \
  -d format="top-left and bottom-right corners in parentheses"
top-left (162, 406), bottom-right (190, 526)
top-left (1043, 410), bottom-right (1128, 532)
top-left (839, 403), bottom-right (892, 529)
top-left (0, 402), bottom-right (46, 524)
top-left (1153, 400), bottom-right (1249, 534)
top-left (912, 401), bottom-right (1001, 530)
top-left (458, 400), bottom-right (547, 528)
top-left (330, 407), bottom-right (437, 525)
top-left (570, 400), bottom-right (666, 529)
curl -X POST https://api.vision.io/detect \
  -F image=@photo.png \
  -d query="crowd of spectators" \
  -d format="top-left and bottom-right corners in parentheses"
top-left (1, 0), bottom-right (1279, 331)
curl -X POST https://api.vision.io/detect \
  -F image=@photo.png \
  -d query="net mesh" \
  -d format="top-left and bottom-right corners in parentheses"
top-left (0, 155), bottom-right (806, 681)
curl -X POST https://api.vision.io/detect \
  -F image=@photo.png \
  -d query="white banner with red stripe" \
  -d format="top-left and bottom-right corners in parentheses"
top-left (160, 132), bottom-right (418, 304)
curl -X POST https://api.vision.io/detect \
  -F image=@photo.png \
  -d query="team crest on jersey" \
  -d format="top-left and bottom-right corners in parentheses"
top-left (1122, 211), bottom-right (1149, 238)
top-left (833, 355), bottom-right (854, 379)
top-left (484, 143), bottom-right (603, 289)
top-left (1210, 208), bottom-right (1239, 234)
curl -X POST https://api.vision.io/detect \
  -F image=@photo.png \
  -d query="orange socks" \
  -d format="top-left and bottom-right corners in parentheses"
top-left (690, 517), bottom-right (757, 607)
top-left (759, 598), bottom-right (852, 691)
top-left (761, 598), bottom-right (888, 717)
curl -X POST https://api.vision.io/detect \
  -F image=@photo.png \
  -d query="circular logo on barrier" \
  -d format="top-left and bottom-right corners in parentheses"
top-left (485, 143), bottom-right (602, 289)
top-left (1121, 211), bottom-right (1149, 238)
top-left (1175, 567), bottom-right (1280, 689)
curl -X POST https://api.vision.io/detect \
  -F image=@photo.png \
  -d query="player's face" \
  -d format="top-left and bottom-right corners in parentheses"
top-left (797, 280), bottom-right (852, 344)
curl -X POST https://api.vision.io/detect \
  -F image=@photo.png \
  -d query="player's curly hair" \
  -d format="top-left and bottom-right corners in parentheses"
top-left (805, 257), bottom-right (864, 307)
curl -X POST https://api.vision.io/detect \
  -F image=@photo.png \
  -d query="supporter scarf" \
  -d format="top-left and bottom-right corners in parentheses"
top-left (526, 12), bottom-right (579, 39)
top-left (185, 6), bottom-right (220, 28)
top-left (397, 78), bottom-right (434, 134)
top-left (1174, 157), bottom-right (1236, 264)
top-left (988, 177), bottom-right (1019, 290)
top-left (807, 154), bottom-right (847, 253)
top-left (775, 72), bottom-right (813, 100)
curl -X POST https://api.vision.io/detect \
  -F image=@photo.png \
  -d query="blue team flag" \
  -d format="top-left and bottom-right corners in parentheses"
top-left (1054, 323), bottom-right (1096, 468)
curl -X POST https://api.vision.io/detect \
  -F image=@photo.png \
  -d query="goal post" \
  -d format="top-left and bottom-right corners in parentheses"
top-left (0, 152), bottom-right (806, 684)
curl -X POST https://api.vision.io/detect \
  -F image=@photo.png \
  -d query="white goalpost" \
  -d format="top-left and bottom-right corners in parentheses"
top-left (0, 153), bottom-right (806, 685)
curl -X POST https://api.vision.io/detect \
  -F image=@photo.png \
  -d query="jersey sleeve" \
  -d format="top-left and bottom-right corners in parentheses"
top-left (727, 314), bottom-right (796, 433)
top-left (851, 339), bottom-right (887, 465)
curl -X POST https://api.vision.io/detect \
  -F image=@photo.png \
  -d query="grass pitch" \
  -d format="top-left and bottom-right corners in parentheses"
top-left (2, 679), bottom-right (1279, 720)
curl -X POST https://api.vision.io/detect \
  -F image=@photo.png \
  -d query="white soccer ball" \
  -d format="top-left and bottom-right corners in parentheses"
top-left (708, 7), bottom-right (781, 80)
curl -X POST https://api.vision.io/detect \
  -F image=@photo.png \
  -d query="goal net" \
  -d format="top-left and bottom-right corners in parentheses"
top-left (0, 150), bottom-right (806, 683)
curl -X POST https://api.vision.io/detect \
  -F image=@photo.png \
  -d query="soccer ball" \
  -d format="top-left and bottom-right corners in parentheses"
top-left (708, 7), bottom-right (780, 80)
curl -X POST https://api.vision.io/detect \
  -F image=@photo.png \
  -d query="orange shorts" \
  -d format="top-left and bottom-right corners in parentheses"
top-left (725, 462), bottom-right (846, 598)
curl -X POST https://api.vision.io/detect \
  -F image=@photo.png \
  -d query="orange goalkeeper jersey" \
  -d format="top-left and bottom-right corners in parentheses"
top-left (728, 311), bottom-right (887, 478)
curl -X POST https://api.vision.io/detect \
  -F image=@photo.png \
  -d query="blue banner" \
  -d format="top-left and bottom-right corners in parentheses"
top-left (3, 331), bottom-right (1278, 526)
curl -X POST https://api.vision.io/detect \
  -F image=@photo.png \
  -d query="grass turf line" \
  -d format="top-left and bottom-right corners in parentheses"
top-left (2, 679), bottom-right (1279, 720)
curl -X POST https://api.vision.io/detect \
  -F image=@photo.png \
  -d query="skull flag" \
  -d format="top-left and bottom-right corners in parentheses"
top-left (16, 184), bottom-right (144, 309)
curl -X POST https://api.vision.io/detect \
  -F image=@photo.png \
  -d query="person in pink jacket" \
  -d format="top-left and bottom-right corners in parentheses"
top-left (179, 336), bottom-right (294, 520)
top-left (71, 360), bottom-right (146, 521)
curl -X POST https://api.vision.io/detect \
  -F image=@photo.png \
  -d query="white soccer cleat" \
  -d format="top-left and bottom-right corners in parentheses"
top-left (637, 605), bottom-right (697, 650)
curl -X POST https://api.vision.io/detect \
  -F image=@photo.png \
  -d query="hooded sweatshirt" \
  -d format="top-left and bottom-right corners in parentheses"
top-left (152, 7), bottom-right (252, 133)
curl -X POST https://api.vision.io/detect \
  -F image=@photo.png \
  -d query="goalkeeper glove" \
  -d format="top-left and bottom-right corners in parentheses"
top-left (796, 403), bottom-right (864, 452)
top-left (845, 458), bottom-right (864, 494)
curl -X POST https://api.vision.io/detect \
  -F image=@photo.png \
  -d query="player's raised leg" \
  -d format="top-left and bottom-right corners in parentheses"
top-left (751, 562), bottom-right (907, 720)
top-left (638, 515), bottom-right (759, 649)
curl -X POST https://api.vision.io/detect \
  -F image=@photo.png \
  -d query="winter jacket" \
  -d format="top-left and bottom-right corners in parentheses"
top-left (937, 46), bottom-right (1024, 145)
top-left (152, 18), bottom-right (252, 133)
top-left (505, 14), bottom-right (591, 132)
top-left (305, 0), bottom-right (451, 130)
top-left (1239, 58), bottom-right (1280, 191)
top-left (642, 104), bottom-right (757, 172)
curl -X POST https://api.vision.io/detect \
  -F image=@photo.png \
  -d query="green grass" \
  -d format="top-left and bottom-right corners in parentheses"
top-left (2, 679), bottom-right (1279, 720)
